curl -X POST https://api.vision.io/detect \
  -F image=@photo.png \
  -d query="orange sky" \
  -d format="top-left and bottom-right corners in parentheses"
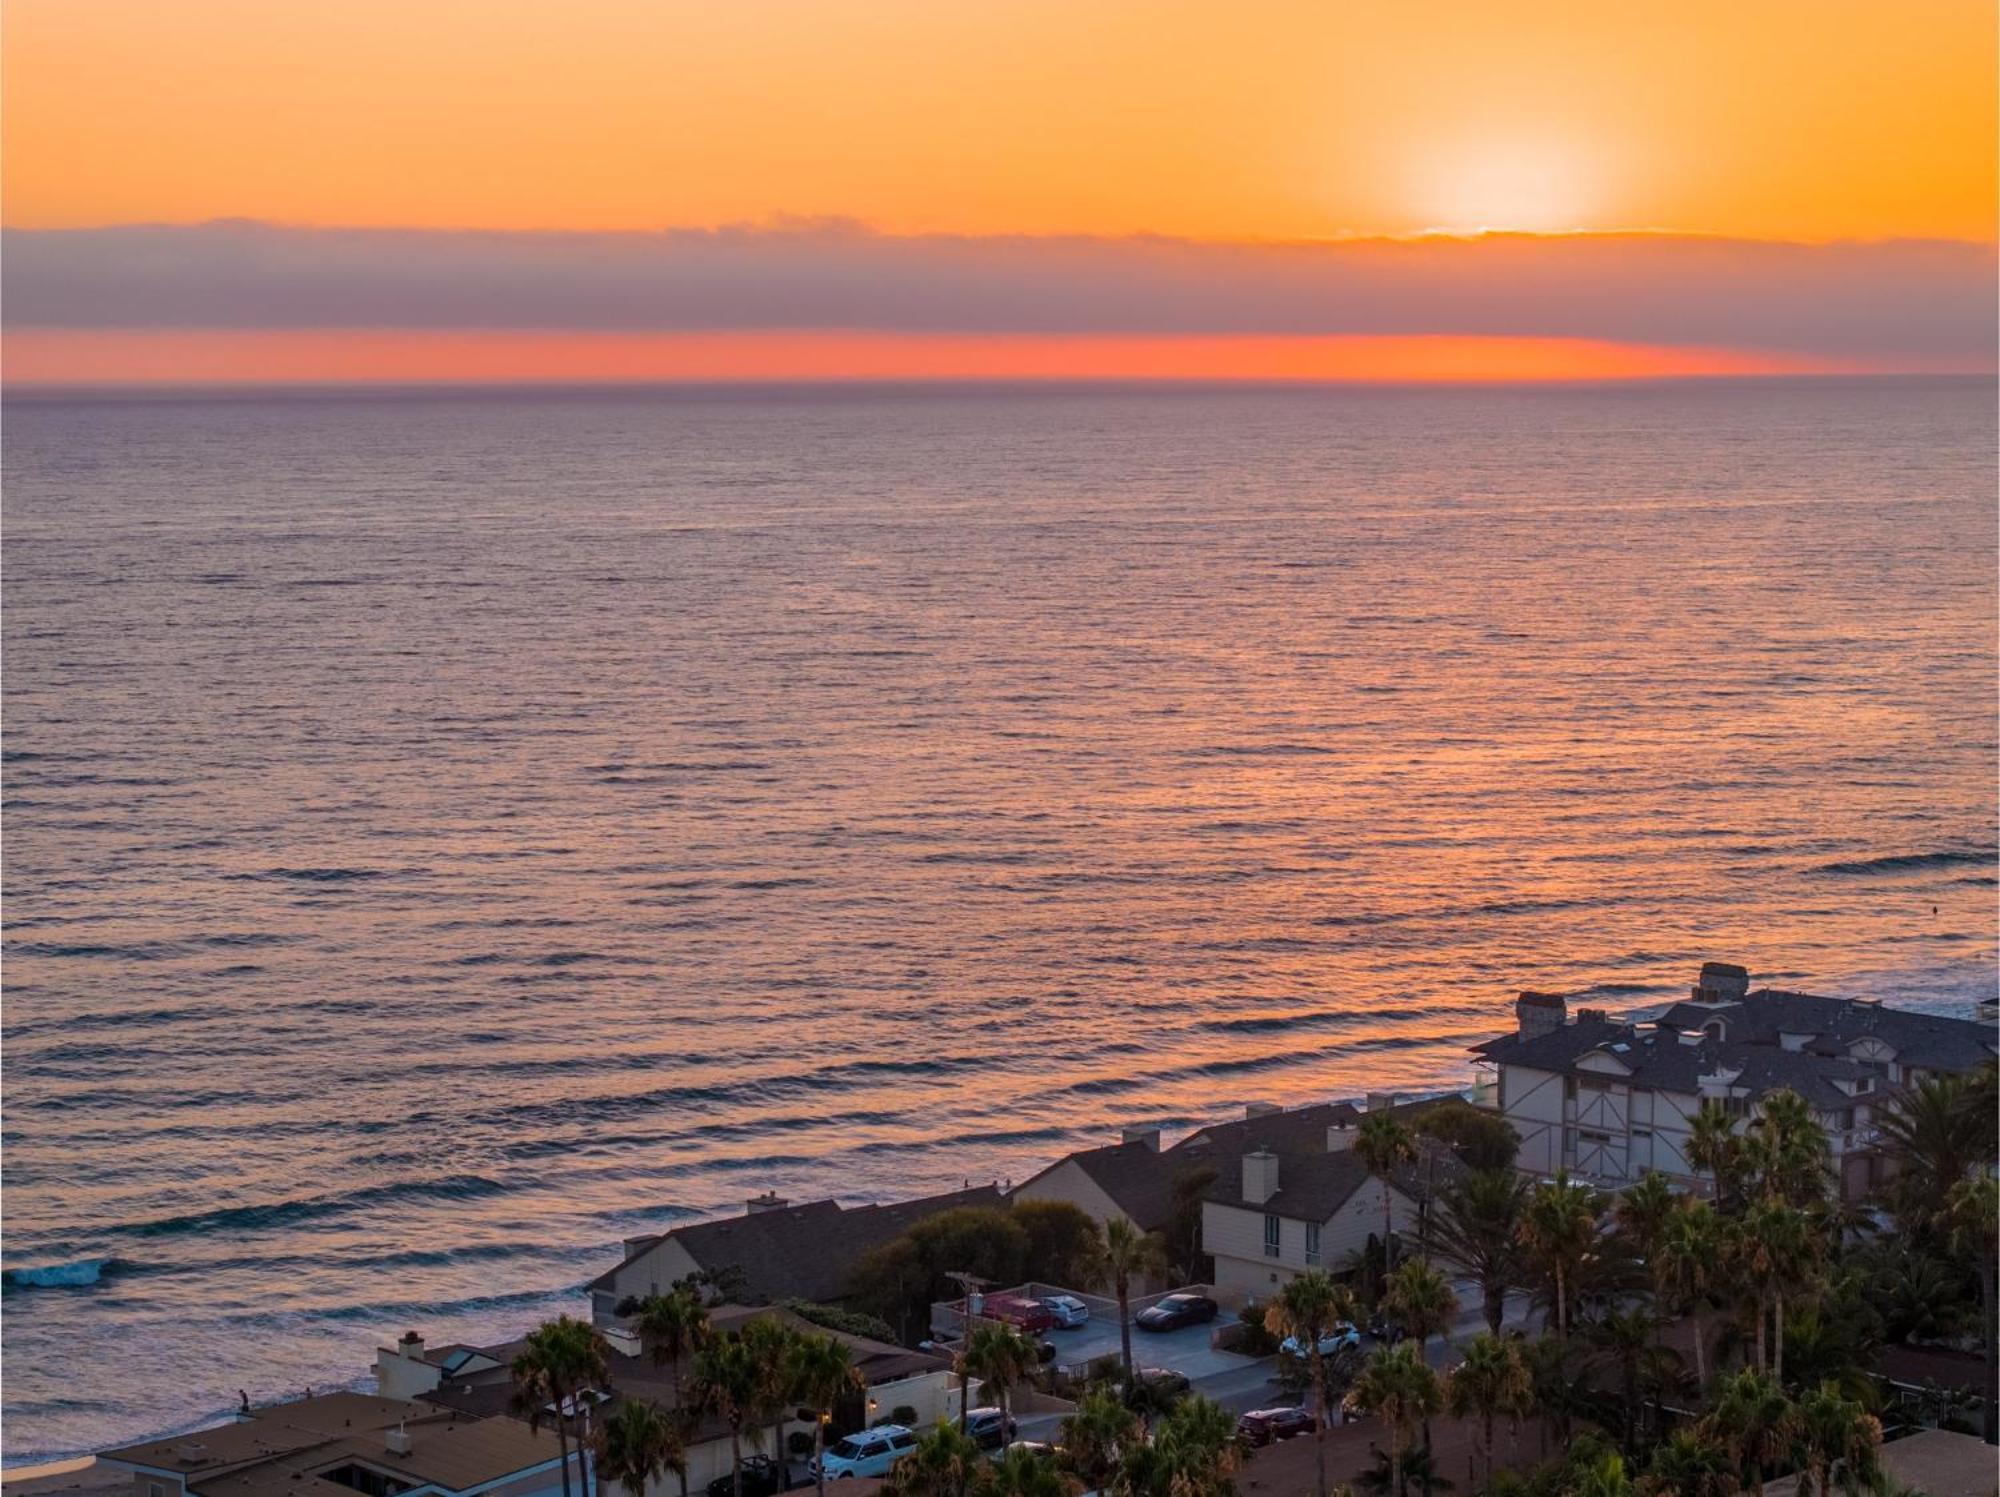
top-left (3, 0), bottom-right (1993, 382)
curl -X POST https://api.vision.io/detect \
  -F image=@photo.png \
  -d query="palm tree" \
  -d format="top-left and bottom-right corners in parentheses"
top-left (635, 1291), bottom-right (712, 1497)
top-left (1637, 1429), bottom-right (1735, 1497)
top-left (1943, 1175), bottom-right (1999, 1442)
top-left (1432, 1171), bottom-right (1530, 1334)
top-left (1058, 1387), bottom-right (1140, 1493)
top-left (962, 1323), bottom-right (1037, 1452)
top-left (1568, 1451), bottom-right (1635, 1497)
top-left (1125, 1395), bottom-right (1238, 1497)
top-left (1701, 1367), bottom-right (1797, 1497)
top-left (596, 1400), bottom-right (687, 1497)
top-left (1588, 1308), bottom-right (1677, 1456)
top-left (787, 1334), bottom-right (862, 1497)
top-left (1737, 1199), bottom-right (1816, 1379)
top-left (1357, 1115), bottom-right (1418, 1268)
top-left (512, 1316), bottom-right (613, 1497)
top-left (1793, 1381), bottom-right (1882, 1497)
top-left (1743, 1090), bottom-right (1832, 1209)
top-left (1444, 1332), bottom-right (1532, 1494)
top-left (1656, 1201), bottom-right (1722, 1393)
top-left (1100, 1217), bottom-right (1166, 1383)
top-left (1517, 1173), bottom-right (1601, 1340)
top-left (1613, 1173), bottom-right (1679, 1320)
top-left (1876, 1070), bottom-right (1989, 1229)
top-left (1264, 1269), bottom-right (1356, 1497)
top-left (739, 1317), bottom-right (802, 1483)
top-left (1686, 1102), bottom-right (1743, 1211)
top-left (883, 1421), bottom-right (983, 1497)
top-left (977, 1443), bottom-right (1072, 1497)
top-left (1385, 1258), bottom-right (1460, 1354)
top-left (693, 1334), bottom-right (764, 1497)
top-left (1346, 1343), bottom-right (1442, 1497)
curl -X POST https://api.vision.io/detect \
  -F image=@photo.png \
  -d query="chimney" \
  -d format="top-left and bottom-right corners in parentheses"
top-left (1365, 1091), bottom-right (1402, 1114)
top-left (1576, 1007), bottom-right (1609, 1025)
top-left (1121, 1126), bottom-right (1163, 1151)
top-left (1516, 991), bottom-right (1567, 1039)
top-left (1326, 1121), bottom-right (1356, 1153)
top-left (1242, 1149), bottom-right (1280, 1204)
top-left (746, 1191), bottom-right (790, 1214)
top-left (621, 1235), bottom-right (657, 1259)
top-left (1693, 962), bottom-right (1750, 1004)
top-left (1244, 1102), bottom-right (1281, 1120)
top-left (397, 1331), bottom-right (424, 1360)
top-left (385, 1425), bottom-right (413, 1457)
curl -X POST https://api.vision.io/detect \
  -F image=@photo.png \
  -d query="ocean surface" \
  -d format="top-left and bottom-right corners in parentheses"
top-left (4, 379), bottom-right (1996, 1462)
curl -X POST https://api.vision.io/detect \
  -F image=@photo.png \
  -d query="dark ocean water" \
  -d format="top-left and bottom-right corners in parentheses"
top-left (3, 379), bottom-right (1995, 1461)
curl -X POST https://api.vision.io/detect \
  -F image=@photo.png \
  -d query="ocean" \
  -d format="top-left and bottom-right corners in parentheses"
top-left (3, 378), bottom-right (1994, 1462)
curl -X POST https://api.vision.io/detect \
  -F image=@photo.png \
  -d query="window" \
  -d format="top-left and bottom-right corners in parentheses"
top-left (1264, 1214), bottom-right (1281, 1257)
top-left (1305, 1222), bottom-right (1322, 1265)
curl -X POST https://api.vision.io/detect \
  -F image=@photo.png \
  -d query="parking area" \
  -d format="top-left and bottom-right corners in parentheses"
top-left (1045, 1312), bottom-right (1256, 1383)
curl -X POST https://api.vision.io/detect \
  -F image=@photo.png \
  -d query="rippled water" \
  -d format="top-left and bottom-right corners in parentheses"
top-left (4, 379), bottom-right (1995, 1461)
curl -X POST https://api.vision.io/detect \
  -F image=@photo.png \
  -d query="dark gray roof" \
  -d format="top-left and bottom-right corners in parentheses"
top-left (590, 1185), bottom-right (1006, 1303)
top-left (1474, 987), bottom-right (1993, 1111)
top-left (1195, 1121), bottom-right (1459, 1227)
top-left (1175, 1101), bottom-right (1365, 1161)
top-left (1017, 1139), bottom-right (1187, 1231)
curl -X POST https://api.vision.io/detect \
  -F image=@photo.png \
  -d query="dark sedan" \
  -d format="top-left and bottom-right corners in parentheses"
top-left (1236, 1407), bottom-right (1317, 1447)
top-left (708, 1456), bottom-right (790, 1497)
top-left (1133, 1292), bottom-right (1219, 1331)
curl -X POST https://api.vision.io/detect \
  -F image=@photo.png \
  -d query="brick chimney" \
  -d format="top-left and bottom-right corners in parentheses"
top-left (1517, 991), bottom-right (1567, 1038)
top-left (1242, 1150), bottom-right (1280, 1204)
top-left (1693, 962), bottom-right (1750, 1004)
top-left (1121, 1126), bottom-right (1163, 1151)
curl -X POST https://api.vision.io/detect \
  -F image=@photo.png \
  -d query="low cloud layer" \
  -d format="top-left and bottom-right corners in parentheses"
top-left (4, 221), bottom-right (1993, 362)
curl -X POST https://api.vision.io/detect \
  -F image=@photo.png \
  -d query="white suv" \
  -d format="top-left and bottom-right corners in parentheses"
top-left (1041, 1295), bottom-right (1090, 1328)
top-left (813, 1425), bottom-right (918, 1479)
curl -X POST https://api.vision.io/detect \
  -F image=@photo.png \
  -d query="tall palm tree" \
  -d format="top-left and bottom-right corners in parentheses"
top-left (1637, 1429), bottom-right (1735, 1497)
top-left (595, 1401), bottom-right (687, 1497)
top-left (1100, 1217), bottom-right (1166, 1383)
top-left (512, 1317), bottom-right (613, 1497)
top-left (1058, 1386), bottom-right (1140, 1493)
top-left (1793, 1381), bottom-right (1882, 1497)
top-left (1264, 1269), bottom-right (1356, 1497)
top-left (740, 1317), bottom-right (802, 1482)
top-left (635, 1291), bottom-right (712, 1497)
top-left (1744, 1090), bottom-right (1832, 1209)
top-left (883, 1421), bottom-right (982, 1497)
top-left (1517, 1173), bottom-right (1601, 1340)
top-left (1686, 1102), bottom-right (1743, 1211)
top-left (1701, 1367), bottom-right (1797, 1497)
top-left (1656, 1200), bottom-right (1722, 1393)
top-left (1150, 1395), bottom-right (1241, 1497)
top-left (1943, 1175), bottom-right (1999, 1442)
top-left (1357, 1115), bottom-right (1418, 1268)
top-left (1432, 1170), bottom-right (1529, 1334)
top-left (1345, 1343), bottom-right (1441, 1497)
top-left (1876, 1070), bottom-right (1988, 1230)
top-left (1737, 1199), bottom-right (1815, 1378)
top-left (693, 1334), bottom-right (765, 1497)
top-left (1384, 1258), bottom-right (1459, 1354)
top-left (1613, 1172), bottom-right (1679, 1320)
top-left (1589, 1307), bottom-right (1677, 1456)
top-left (788, 1334), bottom-right (863, 1497)
top-left (962, 1323), bottom-right (1037, 1452)
top-left (1444, 1331), bottom-right (1532, 1494)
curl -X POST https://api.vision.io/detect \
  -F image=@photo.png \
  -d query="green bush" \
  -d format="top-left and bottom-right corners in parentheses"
top-left (890, 1405), bottom-right (919, 1427)
top-left (781, 1298), bottom-right (900, 1345)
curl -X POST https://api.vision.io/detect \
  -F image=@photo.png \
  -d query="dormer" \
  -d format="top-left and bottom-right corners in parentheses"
top-left (1848, 1036), bottom-right (1896, 1078)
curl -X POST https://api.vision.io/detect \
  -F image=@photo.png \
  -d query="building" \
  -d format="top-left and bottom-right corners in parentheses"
top-left (1473, 961), bottom-right (1998, 1197)
top-left (376, 1307), bottom-right (960, 1495)
top-left (1196, 1108), bottom-right (1449, 1307)
top-left (587, 1184), bottom-right (1005, 1323)
top-left (1009, 1129), bottom-right (1188, 1235)
top-left (98, 1392), bottom-right (567, 1497)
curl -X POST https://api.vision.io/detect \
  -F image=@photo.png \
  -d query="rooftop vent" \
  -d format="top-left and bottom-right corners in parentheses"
top-left (385, 1425), bottom-right (412, 1457)
top-left (1577, 1007), bottom-right (1609, 1025)
top-left (746, 1192), bottom-right (790, 1214)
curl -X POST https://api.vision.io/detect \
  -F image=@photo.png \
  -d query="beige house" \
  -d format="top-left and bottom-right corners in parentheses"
top-left (99, 1391), bottom-right (568, 1497)
top-left (1199, 1118), bottom-right (1431, 1308)
top-left (1010, 1130), bottom-right (1183, 1234)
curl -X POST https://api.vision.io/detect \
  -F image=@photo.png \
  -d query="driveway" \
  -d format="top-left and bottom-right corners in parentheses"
top-left (1046, 1314), bottom-right (1259, 1382)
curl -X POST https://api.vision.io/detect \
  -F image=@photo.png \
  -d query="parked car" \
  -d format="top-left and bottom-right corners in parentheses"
top-left (1134, 1293), bottom-right (1219, 1331)
top-left (1280, 1321), bottom-right (1362, 1357)
top-left (1236, 1407), bottom-right (1317, 1447)
top-left (965, 1408), bottom-right (1019, 1449)
top-left (709, 1456), bottom-right (790, 1497)
top-left (1041, 1294), bottom-right (1091, 1328)
top-left (813, 1425), bottom-right (917, 1479)
top-left (980, 1293), bottom-right (1057, 1334)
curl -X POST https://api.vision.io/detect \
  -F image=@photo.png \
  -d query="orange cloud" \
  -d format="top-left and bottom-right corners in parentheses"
top-left (0, 329), bottom-right (1876, 386)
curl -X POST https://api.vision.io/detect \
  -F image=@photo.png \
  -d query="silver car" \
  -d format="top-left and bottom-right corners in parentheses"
top-left (1041, 1294), bottom-right (1090, 1328)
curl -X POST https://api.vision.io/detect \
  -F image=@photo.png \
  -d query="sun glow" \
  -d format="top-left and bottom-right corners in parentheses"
top-left (1411, 140), bottom-right (1603, 234)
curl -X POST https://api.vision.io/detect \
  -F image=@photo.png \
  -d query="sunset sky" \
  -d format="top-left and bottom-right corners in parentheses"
top-left (4, 0), bottom-right (1995, 383)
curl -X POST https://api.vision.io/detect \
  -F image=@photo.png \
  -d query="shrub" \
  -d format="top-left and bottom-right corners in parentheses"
top-left (781, 1298), bottom-right (900, 1345)
top-left (890, 1405), bottom-right (919, 1427)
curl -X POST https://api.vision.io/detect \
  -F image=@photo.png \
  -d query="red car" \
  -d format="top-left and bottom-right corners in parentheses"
top-left (977, 1293), bottom-right (1056, 1334)
top-left (1236, 1407), bottom-right (1318, 1447)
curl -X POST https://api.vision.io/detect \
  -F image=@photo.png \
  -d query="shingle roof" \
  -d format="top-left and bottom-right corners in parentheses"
top-left (1195, 1121), bottom-right (1459, 1226)
top-left (1655, 988), bottom-right (1996, 1071)
top-left (1014, 1139), bottom-right (1187, 1231)
top-left (591, 1185), bottom-right (1007, 1304)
